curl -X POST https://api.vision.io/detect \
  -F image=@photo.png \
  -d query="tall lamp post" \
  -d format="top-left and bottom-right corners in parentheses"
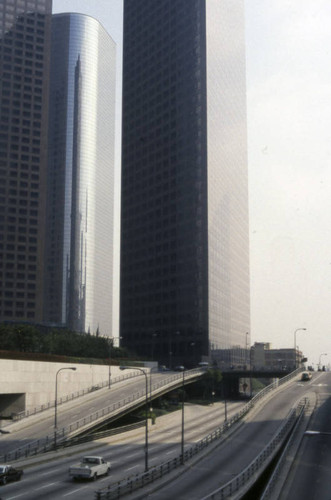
top-left (169, 331), bottom-right (180, 370)
top-left (108, 337), bottom-right (113, 389)
top-left (180, 367), bottom-right (185, 464)
top-left (245, 332), bottom-right (249, 369)
top-left (151, 332), bottom-right (158, 361)
top-left (319, 353), bottom-right (327, 370)
top-left (54, 367), bottom-right (76, 450)
top-left (120, 366), bottom-right (149, 472)
top-left (294, 328), bottom-right (306, 368)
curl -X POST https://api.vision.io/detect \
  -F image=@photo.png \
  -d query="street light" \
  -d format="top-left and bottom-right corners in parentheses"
top-left (108, 337), bottom-right (113, 389)
top-left (245, 332), bottom-right (249, 369)
top-left (151, 332), bottom-right (158, 361)
top-left (54, 367), bottom-right (76, 450)
top-left (149, 366), bottom-right (159, 406)
top-left (294, 328), bottom-right (306, 368)
top-left (120, 366), bottom-right (149, 472)
top-left (319, 353), bottom-right (327, 370)
top-left (180, 367), bottom-right (185, 464)
top-left (169, 331), bottom-right (180, 370)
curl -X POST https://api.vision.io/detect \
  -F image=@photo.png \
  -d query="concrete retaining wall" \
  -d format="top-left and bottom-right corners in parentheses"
top-left (0, 359), bottom-right (123, 414)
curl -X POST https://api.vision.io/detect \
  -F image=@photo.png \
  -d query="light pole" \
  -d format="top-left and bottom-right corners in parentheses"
top-left (294, 328), bottom-right (306, 368)
top-left (169, 330), bottom-right (180, 370)
top-left (120, 366), bottom-right (149, 471)
top-left (180, 367), bottom-right (185, 464)
top-left (319, 353), bottom-right (327, 370)
top-left (245, 332), bottom-right (249, 369)
top-left (151, 332), bottom-right (158, 361)
top-left (54, 367), bottom-right (76, 450)
top-left (108, 337), bottom-right (113, 389)
top-left (149, 366), bottom-right (159, 406)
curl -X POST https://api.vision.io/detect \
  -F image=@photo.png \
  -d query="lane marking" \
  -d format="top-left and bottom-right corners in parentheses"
top-left (40, 468), bottom-right (60, 475)
top-left (126, 465), bottom-right (139, 471)
top-left (63, 486), bottom-right (89, 496)
top-left (34, 482), bottom-right (58, 490)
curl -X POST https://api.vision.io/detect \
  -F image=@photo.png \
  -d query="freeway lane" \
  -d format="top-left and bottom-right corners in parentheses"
top-left (0, 401), bottom-right (245, 499)
top-left (279, 371), bottom-right (331, 500)
top-left (0, 370), bottom-right (199, 457)
top-left (137, 372), bottom-right (326, 499)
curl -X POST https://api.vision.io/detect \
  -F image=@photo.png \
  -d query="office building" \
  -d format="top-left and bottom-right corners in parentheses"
top-left (44, 13), bottom-right (116, 334)
top-left (0, 0), bottom-right (52, 323)
top-left (120, 0), bottom-right (250, 367)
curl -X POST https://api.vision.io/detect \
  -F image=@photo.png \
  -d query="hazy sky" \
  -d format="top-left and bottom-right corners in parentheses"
top-left (52, 0), bottom-right (331, 367)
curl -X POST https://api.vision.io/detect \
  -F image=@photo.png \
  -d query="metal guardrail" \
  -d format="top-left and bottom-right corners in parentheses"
top-left (0, 368), bottom-right (203, 462)
top-left (94, 368), bottom-right (304, 500)
top-left (12, 371), bottom-right (141, 422)
top-left (260, 397), bottom-right (309, 500)
top-left (202, 399), bottom-right (308, 500)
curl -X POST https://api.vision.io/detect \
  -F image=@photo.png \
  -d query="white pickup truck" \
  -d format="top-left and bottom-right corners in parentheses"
top-left (69, 456), bottom-right (111, 480)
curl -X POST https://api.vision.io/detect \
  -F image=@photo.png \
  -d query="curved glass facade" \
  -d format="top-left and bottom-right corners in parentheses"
top-left (44, 13), bottom-right (116, 334)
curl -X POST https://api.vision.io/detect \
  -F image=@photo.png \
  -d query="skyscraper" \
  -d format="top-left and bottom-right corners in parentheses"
top-left (0, 0), bottom-right (52, 323)
top-left (120, 0), bottom-right (250, 367)
top-left (44, 13), bottom-right (116, 334)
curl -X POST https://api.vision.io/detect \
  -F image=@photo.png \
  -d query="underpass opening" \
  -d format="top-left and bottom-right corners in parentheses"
top-left (0, 393), bottom-right (25, 419)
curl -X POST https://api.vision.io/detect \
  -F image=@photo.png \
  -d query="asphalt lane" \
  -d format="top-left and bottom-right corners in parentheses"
top-left (279, 371), bottom-right (331, 500)
top-left (138, 372), bottom-right (325, 499)
top-left (0, 401), bottom-right (245, 499)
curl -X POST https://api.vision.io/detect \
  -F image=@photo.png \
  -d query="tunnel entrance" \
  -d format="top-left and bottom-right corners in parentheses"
top-left (0, 393), bottom-right (25, 418)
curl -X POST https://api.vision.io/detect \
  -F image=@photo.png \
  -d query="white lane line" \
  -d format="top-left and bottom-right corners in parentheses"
top-left (34, 482), bottom-right (58, 490)
top-left (40, 468), bottom-right (61, 475)
top-left (7, 494), bottom-right (26, 499)
top-left (126, 465), bottom-right (139, 471)
top-left (166, 450), bottom-right (174, 455)
top-left (63, 486), bottom-right (89, 496)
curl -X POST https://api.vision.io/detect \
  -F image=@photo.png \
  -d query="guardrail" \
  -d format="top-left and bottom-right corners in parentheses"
top-left (94, 368), bottom-right (304, 499)
top-left (260, 397), bottom-right (308, 500)
top-left (201, 399), bottom-right (308, 500)
top-left (0, 368), bottom-right (204, 463)
top-left (12, 371), bottom-right (141, 422)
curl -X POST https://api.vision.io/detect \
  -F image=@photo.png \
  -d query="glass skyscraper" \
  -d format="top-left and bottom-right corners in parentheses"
top-left (0, 0), bottom-right (52, 323)
top-left (44, 14), bottom-right (116, 334)
top-left (120, 0), bottom-right (250, 367)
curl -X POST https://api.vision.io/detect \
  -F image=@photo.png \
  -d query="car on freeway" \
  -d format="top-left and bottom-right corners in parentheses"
top-left (301, 371), bottom-right (312, 381)
top-left (0, 465), bottom-right (23, 485)
top-left (69, 456), bottom-right (111, 481)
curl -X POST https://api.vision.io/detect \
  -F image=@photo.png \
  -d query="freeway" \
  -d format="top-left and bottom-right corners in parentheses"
top-left (128, 371), bottom-right (326, 499)
top-left (279, 371), bottom-right (331, 500)
top-left (0, 400), bottom-right (245, 499)
top-left (0, 369), bottom-right (202, 458)
top-left (0, 370), bottom-right (323, 500)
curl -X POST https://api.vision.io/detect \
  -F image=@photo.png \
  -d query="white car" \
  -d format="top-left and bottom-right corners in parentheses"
top-left (69, 456), bottom-right (111, 481)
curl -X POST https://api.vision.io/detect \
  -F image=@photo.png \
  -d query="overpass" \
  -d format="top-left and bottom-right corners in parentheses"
top-left (0, 366), bottom-right (205, 461)
top-left (222, 367), bottom-right (293, 397)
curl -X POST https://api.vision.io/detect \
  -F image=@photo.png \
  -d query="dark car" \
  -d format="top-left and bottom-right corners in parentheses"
top-left (0, 465), bottom-right (23, 485)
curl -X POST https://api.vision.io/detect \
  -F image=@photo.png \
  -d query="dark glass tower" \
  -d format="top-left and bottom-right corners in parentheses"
top-left (120, 0), bottom-right (250, 368)
top-left (0, 0), bottom-right (52, 323)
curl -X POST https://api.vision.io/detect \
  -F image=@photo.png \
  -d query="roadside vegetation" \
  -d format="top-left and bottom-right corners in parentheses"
top-left (0, 323), bottom-right (130, 363)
